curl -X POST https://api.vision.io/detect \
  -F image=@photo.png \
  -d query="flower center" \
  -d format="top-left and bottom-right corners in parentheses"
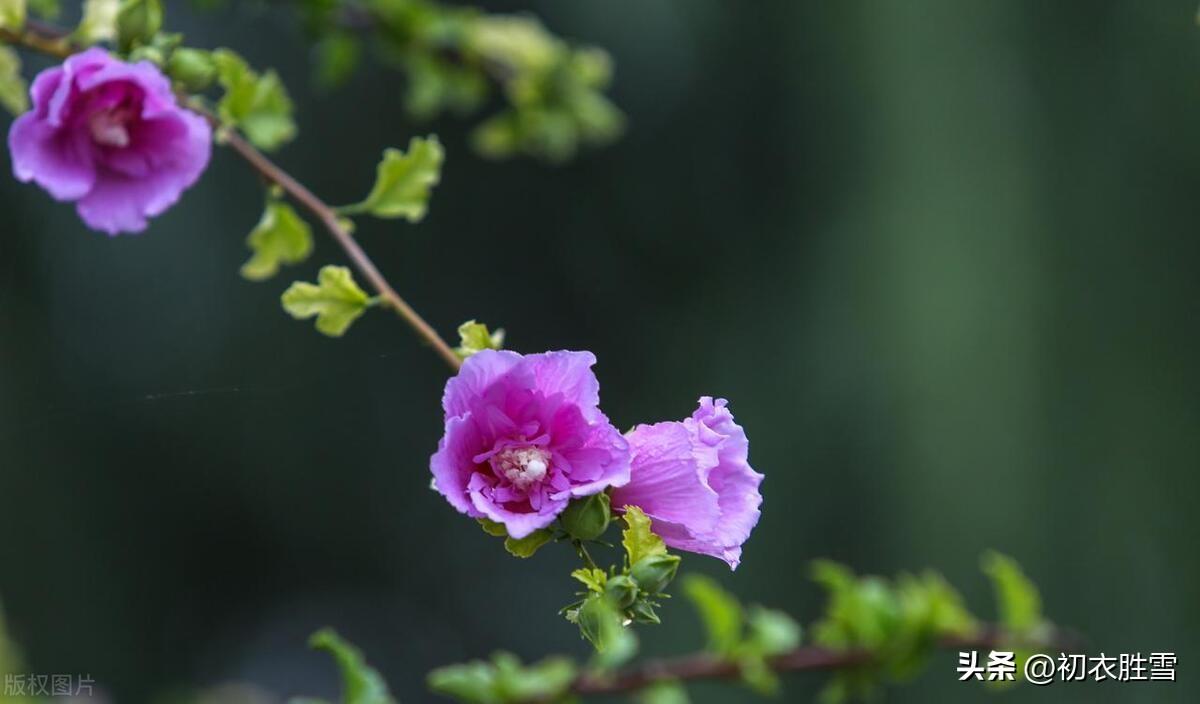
top-left (491, 446), bottom-right (551, 491)
top-left (88, 108), bottom-right (132, 148)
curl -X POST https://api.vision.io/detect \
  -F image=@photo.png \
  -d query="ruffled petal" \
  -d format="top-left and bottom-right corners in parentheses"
top-left (430, 414), bottom-right (486, 517)
top-left (9, 114), bottom-right (96, 201)
top-left (442, 349), bottom-right (526, 419)
top-left (611, 421), bottom-right (721, 533)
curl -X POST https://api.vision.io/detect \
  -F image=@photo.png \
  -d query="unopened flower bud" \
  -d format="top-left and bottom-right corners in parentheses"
top-left (168, 48), bottom-right (217, 91)
top-left (117, 0), bottom-right (164, 50)
top-left (604, 574), bottom-right (639, 609)
top-left (559, 492), bottom-right (611, 541)
top-left (630, 554), bottom-right (681, 595)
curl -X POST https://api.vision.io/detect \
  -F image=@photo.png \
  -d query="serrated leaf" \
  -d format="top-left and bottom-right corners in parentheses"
top-left (981, 551), bottom-right (1042, 634)
top-left (241, 199), bottom-right (313, 281)
top-left (75, 0), bottom-right (118, 44)
top-left (503, 528), bottom-right (553, 558)
top-left (0, 47), bottom-right (27, 116)
top-left (309, 628), bottom-right (397, 704)
top-left (281, 265), bottom-right (371, 337)
top-left (682, 575), bottom-right (743, 656)
top-left (620, 505), bottom-right (667, 567)
top-left (454, 320), bottom-right (504, 359)
top-left (0, 0), bottom-right (24, 31)
top-left (341, 136), bottom-right (443, 221)
top-left (570, 567), bottom-right (606, 594)
top-left (491, 652), bottom-right (576, 702)
top-left (212, 48), bottom-right (296, 151)
top-left (476, 517), bottom-right (508, 537)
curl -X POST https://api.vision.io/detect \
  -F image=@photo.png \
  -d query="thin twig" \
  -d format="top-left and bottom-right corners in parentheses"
top-left (568, 625), bottom-right (1085, 696)
top-left (1, 23), bottom-right (463, 371)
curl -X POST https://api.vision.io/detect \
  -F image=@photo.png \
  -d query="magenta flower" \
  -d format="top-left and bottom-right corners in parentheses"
top-left (431, 350), bottom-right (631, 538)
top-left (611, 397), bottom-right (763, 569)
top-left (8, 48), bottom-right (212, 235)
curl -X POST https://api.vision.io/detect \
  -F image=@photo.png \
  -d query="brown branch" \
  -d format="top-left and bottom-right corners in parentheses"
top-left (569, 625), bottom-right (1086, 696)
top-left (1, 22), bottom-right (463, 371)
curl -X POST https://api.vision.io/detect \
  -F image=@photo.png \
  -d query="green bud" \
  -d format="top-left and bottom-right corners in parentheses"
top-left (604, 574), bottom-right (638, 609)
top-left (168, 48), bottom-right (216, 91)
top-left (559, 492), bottom-right (611, 541)
top-left (630, 554), bottom-right (681, 595)
top-left (628, 600), bottom-right (660, 625)
top-left (576, 594), bottom-right (612, 648)
top-left (117, 0), bottom-right (163, 50)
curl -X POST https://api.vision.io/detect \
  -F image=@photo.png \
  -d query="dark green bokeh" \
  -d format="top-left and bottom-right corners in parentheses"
top-left (1, 1), bottom-right (1197, 702)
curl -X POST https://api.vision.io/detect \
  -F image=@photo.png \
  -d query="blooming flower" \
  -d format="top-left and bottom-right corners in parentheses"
top-left (431, 350), bottom-right (630, 538)
top-left (611, 397), bottom-right (763, 569)
top-left (8, 48), bottom-right (212, 235)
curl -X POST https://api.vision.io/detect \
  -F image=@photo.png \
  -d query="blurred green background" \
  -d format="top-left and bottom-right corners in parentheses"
top-left (1, 0), bottom-right (1197, 702)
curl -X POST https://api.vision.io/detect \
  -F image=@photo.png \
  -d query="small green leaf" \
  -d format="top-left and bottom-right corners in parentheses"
top-left (454, 320), bottom-right (505, 359)
top-left (0, 0), bottom-right (25, 31)
top-left (491, 652), bottom-right (576, 702)
top-left (314, 31), bottom-right (361, 89)
top-left (746, 606), bottom-right (802, 656)
top-left (340, 136), bottom-right (443, 221)
top-left (427, 660), bottom-right (495, 704)
top-left (281, 265), bottom-right (371, 337)
top-left (570, 567), bottom-right (607, 594)
top-left (503, 528), bottom-right (553, 558)
top-left (476, 517), bottom-right (508, 537)
top-left (75, 0), bottom-right (118, 44)
top-left (213, 48), bottom-right (296, 151)
top-left (981, 551), bottom-right (1043, 634)
top-left (638, 681), bottom-right (690, 704)
top-left (681, 575), bottom-right (743, 656)
top-left (308, 628), bottom-right (397, 704)
top-left (620, 505), bottom-right (667, 567)
top-left (241, 199), bottom-right (313, 281)
top-left (0, 47), bottom-right (27, 116)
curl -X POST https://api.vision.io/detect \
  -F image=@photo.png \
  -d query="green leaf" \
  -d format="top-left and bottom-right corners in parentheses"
top-left (620, 505), bottom-right (667, 567)
top-left (476, 517), bottom-right (508, 537)
top-left (638, 681), bottom-right (690, 704)
top-left (314, 31), bottom-right (361, 89)
top-left (241, 199), bottom-right (313, 281)
top-left (428, 660), bottom-right (496, 704)
top-left (213, 48), bottom-right (297, 151)
top-left (0, 0), bottom-right (25, 31)
top-left (340, 136), bottom-right (443, 221)
top-left (75, 0), bottom-right (118, 44)
top-left (490, 652), bottom-right (576, 702)
top-left (454, 320), bottom-right (505, 359)
top-left (309, 628), bottom-right (397, 704)
top-left (980, 551), bottom-right (1043, 634)
top-left (570, 567), bottom-right (607, 594)
top-left (281, 265), bottom-right (372, 337)
top-left (681, 575), bottom-right (743, 656)
top-left (0, 47), bottom-right (27, 116)
top-left (503, 528), bottom-right (553, 558)
top-left (428, 653), bottom-right (576, 704)
top-left (746, 606), bottom-right (802, 656)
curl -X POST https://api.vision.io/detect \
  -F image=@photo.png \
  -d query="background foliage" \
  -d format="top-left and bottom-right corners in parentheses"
top-left (0, 0), bottom-right (1196, 702)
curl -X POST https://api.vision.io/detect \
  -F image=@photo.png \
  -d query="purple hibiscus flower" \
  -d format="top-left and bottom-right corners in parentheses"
top-left (431, 350), bottom-right (631, 539)
top-left (612, 397), bottom-right (764, 569)
top-left (8, 48), bottom-right (212, 235)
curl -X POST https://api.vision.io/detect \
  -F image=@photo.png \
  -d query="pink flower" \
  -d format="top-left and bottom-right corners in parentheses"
top-left (611, 397), bottom-right (763, 569)
top-left (431, 350), bottom-right (631, 539)
top-left (8, 48), bottom-right (212, 235)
